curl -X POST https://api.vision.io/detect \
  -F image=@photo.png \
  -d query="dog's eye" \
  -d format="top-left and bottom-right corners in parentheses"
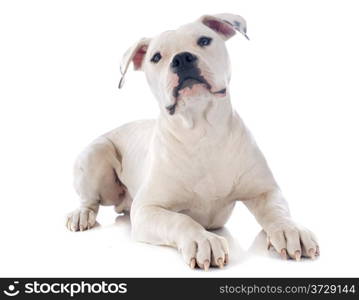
top-left (197, 36), bottom-right (212, 47)
top-left (150, 52), bottom-right (162, 63)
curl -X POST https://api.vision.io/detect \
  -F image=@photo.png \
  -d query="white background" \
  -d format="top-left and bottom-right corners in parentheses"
top-left (0, 0), bottom-right (358, 277)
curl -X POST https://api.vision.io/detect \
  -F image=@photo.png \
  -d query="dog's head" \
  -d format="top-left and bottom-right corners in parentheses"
top-left (119, 14), bottom-right (248, 115)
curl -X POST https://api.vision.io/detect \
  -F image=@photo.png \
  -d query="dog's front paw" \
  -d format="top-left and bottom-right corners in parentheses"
top-left (66, 208), bottom-right (97, 232)
top-left (266, 221), bottom-right (319, 261)
top-left (179, 231), bottom-right (229, 271)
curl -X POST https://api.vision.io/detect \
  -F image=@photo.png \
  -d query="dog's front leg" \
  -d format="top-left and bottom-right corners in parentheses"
top-left (131, 193), bottom-right (229, 270)
top-left (243, 190), bottom-right (319, 260)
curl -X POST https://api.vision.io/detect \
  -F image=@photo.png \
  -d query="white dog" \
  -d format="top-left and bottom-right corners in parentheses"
top-left (66, 13), bottom-right (319, 270)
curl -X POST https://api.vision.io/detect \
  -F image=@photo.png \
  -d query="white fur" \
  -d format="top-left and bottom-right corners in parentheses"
top-left (66, 14), bottom-right (319, 270)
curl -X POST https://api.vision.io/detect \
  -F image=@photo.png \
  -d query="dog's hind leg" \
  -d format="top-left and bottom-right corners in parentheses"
top-left (66, 136), bottom-right (128, 231)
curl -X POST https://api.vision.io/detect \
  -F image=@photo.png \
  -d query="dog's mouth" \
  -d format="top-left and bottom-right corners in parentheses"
top-left (173, 76), bottom-right (211, 98)
top-left (166, 77), bottom-right (226, 115)
top-left (166, 76), bottom-right (214, 115)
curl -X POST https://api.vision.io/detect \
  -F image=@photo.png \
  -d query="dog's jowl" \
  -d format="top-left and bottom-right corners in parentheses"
top-left (66, 13), bottom-right (319, 271)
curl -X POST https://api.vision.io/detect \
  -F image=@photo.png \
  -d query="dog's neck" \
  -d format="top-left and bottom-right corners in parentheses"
top-left (157, 93), bottom-right (235, 144)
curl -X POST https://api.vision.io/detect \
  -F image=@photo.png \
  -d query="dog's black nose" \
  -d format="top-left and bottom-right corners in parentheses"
top-left (171, 52), bottom-right (197, 71)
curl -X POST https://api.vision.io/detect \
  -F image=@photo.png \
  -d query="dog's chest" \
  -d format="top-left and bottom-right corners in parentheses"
top-left (184, 140), bottom-right (239, 200)
top-left (192, 167), bottom-right (233, 200)
top-left (181, 147), bottom-right (238, 229)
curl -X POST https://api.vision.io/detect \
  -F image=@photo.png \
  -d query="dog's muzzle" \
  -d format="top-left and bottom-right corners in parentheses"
top-left (166, 52), bottom-right (211, 115)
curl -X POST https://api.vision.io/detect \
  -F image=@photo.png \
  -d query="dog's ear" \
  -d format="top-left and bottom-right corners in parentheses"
top-left (118, 37), bottom-right (151, 89)
top-left (199, 13), bottom-right (249, 41)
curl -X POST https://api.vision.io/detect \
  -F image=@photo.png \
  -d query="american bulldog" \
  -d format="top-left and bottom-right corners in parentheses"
top-left (66, 13), bottom-right (319, 270)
